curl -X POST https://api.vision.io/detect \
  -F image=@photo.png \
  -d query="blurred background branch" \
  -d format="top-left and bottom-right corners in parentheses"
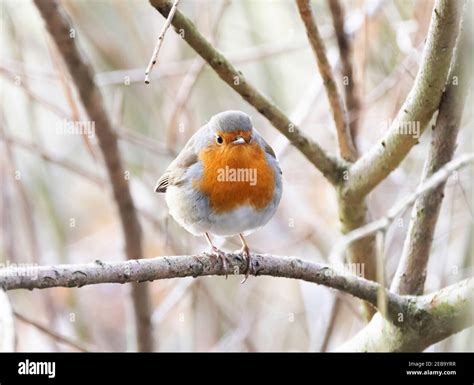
top-left (296, 0), bottom-right (356, 162)
top-left (14, 310), bottom-right (92, 352)
top-left (327, 0), bottom-right (361, 150)
top-left (33, 0), bottom-right (153, 351)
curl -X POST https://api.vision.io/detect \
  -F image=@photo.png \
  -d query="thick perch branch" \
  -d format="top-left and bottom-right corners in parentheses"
top-left (343, 0), bottom-right (462, 198)
top-left (149, 0), bottom-right (344, 185)
top-left (1, 253), bottom-right (399, 314)
top-left (296, 0), bottom-right (356, 162)
top-left (33, 0), bottom-right (153, 351)
top-left (1, 254), bottom-right (472, 351)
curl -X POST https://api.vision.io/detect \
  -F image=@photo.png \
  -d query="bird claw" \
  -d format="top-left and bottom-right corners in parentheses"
top-left (210, 246), bottom-right (230, 279)
top-left (239, 245), bottom-right (253, 284)
top-left (208, 244), bottom-right (253, 282)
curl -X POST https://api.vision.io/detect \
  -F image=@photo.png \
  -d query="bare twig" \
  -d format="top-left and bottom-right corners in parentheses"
top-left (96, 0), bottom-right (385, 86)
top-left (97, 40), bottom-right (309, 86)
top-left (144, 0), bottom-right (180, 84)
top-left (34, 0), bottom-right (153, 352)
top-left (14, 311), bottom-right (92, 352)
top-left (330, 153), bottom-right (474, 262)
top-left (391, 6), bottom-right (472, 295)
top-left (327, 0), bottom-right (361, 148)
top-left (296, 0), bottom-right (356, 162)
top-left (149, 0), bottom-right (343, 185)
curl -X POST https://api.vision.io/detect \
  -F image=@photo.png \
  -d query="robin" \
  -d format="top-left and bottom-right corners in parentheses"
top-left (155, 110), bottom-right (282, 283)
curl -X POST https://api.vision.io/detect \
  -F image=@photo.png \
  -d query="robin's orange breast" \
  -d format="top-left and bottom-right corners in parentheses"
top-left (195, 141), bottom-right (275, 214)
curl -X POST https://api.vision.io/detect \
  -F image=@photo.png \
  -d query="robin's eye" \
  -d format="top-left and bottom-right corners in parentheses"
top-left (216, 135), bottom-right (223, 145)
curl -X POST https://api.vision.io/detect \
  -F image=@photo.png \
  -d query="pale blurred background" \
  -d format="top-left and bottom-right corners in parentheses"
top-left (0, 0), bottom-right (472, 351)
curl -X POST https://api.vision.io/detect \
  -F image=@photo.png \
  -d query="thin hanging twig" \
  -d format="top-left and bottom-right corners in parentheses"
top-left (144, 0), bottom-right (181, 84)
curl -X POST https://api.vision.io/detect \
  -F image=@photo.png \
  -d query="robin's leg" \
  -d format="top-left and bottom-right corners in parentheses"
top-left (204, 232), bottom-right (230, 279)
top-left (238, 233), bottom-right (253, 284)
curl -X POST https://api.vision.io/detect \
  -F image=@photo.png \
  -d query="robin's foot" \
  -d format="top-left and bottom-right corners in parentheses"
top-left (238, 233), bottom-right (253, 284)
top-left (239, 240), bottom-right (253, 284)
top-left (210, 246), bottom-right (231, 279)
top-left (204, 232), bottom-right (231, 279)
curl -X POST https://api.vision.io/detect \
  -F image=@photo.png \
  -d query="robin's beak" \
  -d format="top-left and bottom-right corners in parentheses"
top-left (232, 136), bottom-right (246, 144)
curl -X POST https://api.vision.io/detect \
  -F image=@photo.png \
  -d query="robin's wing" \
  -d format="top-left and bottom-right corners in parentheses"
top-left (155, 135), bottom-right (199, 193)
top-left (253, 129), bottom-right (276, 159)
top-left (262, 138), bottom-right (276, 159)
top-left (256, 133), bottom-right (282, 175)
top-left (154, 173), bottom-right (170, 193)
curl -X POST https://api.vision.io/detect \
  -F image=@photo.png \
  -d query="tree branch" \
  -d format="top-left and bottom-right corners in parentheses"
top-left (337, 278), bottom-right (474, 352)
top-left (144, 0), bottom-right (180, 84)
top-left (336, 194), bottom-right (377, 320)
top-left (33, 0), bottom-right (153, 351)
top-left (331, 153), bottom-right (474, 262)
top-left (149, 0), bottom-right (344, 185)
top-left (296, 0), bottom-right (357, 162)
top-left (391, 5), bottom-right (472, 295)
top-left (1, 254), bottom-right (472, 351)
top-left (333, 0), bottom-right (463, 320)
top-left (14, 310), bottom-right (91, 352)
top-left (343, 0), bottom-right (463, 198)
top-left (0, 253), bottom-right (406, 318)
top-left (335, 3), bottom-right (472, 351)
top-left (327, 0), bottom-right (361, 147)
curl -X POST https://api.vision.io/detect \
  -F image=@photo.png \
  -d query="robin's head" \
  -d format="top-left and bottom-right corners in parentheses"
top-left (207, 110), bottom-right (253, 147)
